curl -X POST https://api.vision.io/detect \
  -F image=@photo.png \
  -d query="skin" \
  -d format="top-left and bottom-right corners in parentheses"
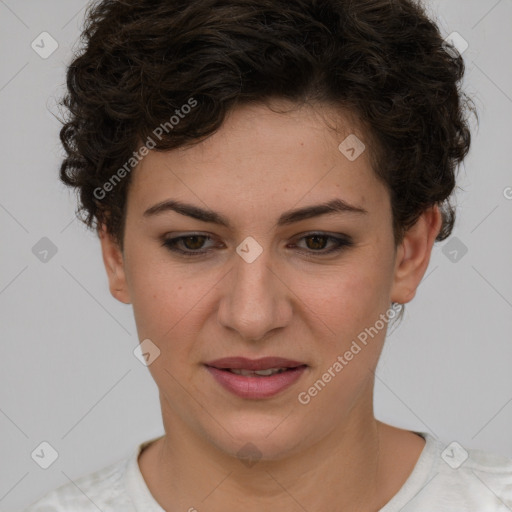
top-left (99, 100), bottom-right (441, 511)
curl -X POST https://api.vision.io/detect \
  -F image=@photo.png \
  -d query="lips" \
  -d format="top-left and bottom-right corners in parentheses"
top-left (204, 356), bottom-right (307, 372)
top-left (204, 358), bottom-right (308, 399)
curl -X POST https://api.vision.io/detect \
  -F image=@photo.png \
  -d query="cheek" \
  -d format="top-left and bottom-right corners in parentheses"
top-left (127, 265), bottom-right (204, 387)
top-left (125, 247), bottom-right (218, 344)
top-left (295, 257), bottom-right (396, 390)
top-left (295, 267), bottom-right (392, 413)
top-left (305, 259), bottom-right (393, 333)
top-left (129, 272), bottom-right (191, 340)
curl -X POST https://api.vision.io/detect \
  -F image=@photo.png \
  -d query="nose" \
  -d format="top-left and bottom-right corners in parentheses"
top-left (217, 243), bottom-right (292, 342)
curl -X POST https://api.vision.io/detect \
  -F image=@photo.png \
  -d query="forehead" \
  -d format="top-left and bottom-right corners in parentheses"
top-left (128, 101), bottom-right (389, 222)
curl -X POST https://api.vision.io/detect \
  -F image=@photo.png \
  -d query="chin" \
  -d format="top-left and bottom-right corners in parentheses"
top-left (206, 414), bottom-right (310, 463)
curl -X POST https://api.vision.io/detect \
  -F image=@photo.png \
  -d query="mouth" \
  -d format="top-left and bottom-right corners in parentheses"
top-left (203, 357), bottom-right (308, 399)
top-left (204, 356), bottom-right (307, 372)
top-left (217, 367), bottom-right (299, 376)
top-left (205, 356), bottom-right (307, 377)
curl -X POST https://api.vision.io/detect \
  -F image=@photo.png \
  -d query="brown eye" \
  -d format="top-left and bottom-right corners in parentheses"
top-left (162, 234), bottom-right (215, 256)
top-left (180, 235), bottom-right (208, 250)
top-left (304, 234), bottom-right (330, 250)
top-left (292, 233), bottom-right (354, 255)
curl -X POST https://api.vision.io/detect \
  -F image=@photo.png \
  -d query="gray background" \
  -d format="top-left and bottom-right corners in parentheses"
top-left (1, 0), bottom-right (511, 510)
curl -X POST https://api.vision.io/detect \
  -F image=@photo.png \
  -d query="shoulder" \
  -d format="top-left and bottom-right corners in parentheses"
top-left (22, 455), bottom-right (133, 512)
top-left (382, 432), bottom-right (512, 511)
top-left (438, 441), bottom-right (512, 502)
top-left (417, 435), bottom-right (512, 510)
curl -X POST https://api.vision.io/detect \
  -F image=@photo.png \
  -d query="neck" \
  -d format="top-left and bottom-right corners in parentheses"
top-left (139, 388), bottom-right (407, 511)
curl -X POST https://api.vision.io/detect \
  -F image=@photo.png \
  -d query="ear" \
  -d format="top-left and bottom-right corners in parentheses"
top-left (97, 224), bottom-right (131, 304)
top-left (390, 205), bottom-right (443, 304)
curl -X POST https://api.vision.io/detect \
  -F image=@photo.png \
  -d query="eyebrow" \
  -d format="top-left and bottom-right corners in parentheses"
top-left (143, 198), bottom-right (368, 228)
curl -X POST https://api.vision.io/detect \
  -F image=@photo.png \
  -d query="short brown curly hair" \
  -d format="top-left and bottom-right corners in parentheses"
top-left (59, 0), bottom-right (476, 251)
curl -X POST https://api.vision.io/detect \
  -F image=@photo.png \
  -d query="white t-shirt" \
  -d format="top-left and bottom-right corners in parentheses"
top-left (24, 432), bottom-right (512, 511)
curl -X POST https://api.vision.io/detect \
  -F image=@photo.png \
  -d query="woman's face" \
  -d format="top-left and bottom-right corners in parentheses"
top-left (100, 101), bottom-right (436, 461)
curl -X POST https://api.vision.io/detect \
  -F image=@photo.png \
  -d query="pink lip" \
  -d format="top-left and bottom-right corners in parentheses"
top-left (204, 357), bottom-right (308, 399)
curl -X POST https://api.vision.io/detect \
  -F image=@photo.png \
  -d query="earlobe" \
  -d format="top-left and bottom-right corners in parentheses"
top-left (390, 205), bottom-right (442, 304)
top-left (98, 224), bottom-right (131, 304)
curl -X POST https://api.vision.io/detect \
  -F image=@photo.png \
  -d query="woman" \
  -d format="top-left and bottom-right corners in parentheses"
top-left (25, 0), bottom-right (512, 510)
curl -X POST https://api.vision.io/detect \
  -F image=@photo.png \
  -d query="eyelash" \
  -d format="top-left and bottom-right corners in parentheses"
top-left (161, 233), bottom-right (354, 258)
